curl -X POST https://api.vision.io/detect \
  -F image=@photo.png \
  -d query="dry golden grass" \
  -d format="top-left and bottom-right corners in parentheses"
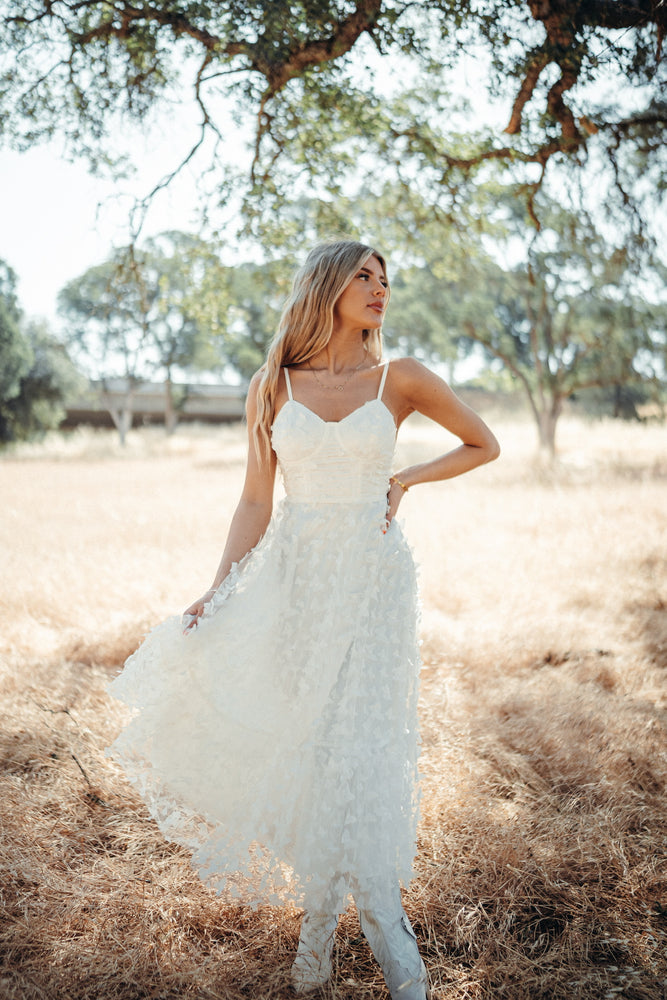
top-left (1, 413), bottom-right (666, 999)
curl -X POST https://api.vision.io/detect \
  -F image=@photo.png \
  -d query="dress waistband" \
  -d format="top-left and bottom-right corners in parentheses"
top-left (283, 493), bottom-right (388, 507)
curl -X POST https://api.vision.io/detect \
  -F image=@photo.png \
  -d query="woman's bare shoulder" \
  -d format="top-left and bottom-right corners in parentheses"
top-left (387, 357), bottom-right (440, 388)
top-left (245, 367), bottom-right (268, 418)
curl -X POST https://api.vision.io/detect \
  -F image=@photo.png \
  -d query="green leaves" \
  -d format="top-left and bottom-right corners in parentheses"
top-left (58, 233), bottom-right (219, 381)
top-left (0, 262), bottom-right (82, 443)
top-left (2, 1), bottom-right (665, 197)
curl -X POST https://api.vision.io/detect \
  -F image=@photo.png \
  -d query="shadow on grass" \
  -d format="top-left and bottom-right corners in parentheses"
top-left (416, 635), bottom-right (667, 999)
top-left (634, 600), bottom-right (667, 674)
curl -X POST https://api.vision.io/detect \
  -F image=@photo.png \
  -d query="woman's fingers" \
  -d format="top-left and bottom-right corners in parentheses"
top-left (384, 484), bottom-right (404, 531)
top-left (182, 599), bottom-right (205, 633)
top-left (183, 588), bottom-right (217, 633)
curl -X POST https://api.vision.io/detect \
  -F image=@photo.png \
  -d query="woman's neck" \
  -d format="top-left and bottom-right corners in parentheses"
top-left (309, 333), bottom-right (369, 374)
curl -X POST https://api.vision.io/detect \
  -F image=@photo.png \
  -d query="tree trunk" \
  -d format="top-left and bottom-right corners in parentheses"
top-left (117, 403), bottom-right (133, 446)
top-left (536, 396), bottom-right (563, 458)
top-left (165, 374), bottom-right (177, 435)
top-left (101, 384), bottom-right (135, 446)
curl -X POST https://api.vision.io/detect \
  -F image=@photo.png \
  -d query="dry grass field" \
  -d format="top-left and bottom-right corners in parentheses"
top-left (1, 412), bottom-right (666, 1000)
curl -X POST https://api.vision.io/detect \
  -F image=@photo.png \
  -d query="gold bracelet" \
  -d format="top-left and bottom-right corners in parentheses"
top-left (390, 475), bottom-right (409, 493)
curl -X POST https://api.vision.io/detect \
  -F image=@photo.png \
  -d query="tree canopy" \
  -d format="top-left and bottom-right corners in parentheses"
top-left (2, 1), bottom-right (665, 219)
top-left (0, 319), bottom-right (84, 443)
top-left (0, 261), bottom-right (31, 415)
top-left (58, 233), bottom-right (220, 438)
top-left (310, 182), bottom-right (666, 453)
top-left (0, 260), bottom-right (82, 443)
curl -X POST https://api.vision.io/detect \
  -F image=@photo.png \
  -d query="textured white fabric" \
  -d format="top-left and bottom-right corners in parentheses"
top-left (107, 365), bottom-right (421, 913)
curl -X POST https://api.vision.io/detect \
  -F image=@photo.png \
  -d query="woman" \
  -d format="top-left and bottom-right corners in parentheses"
top-left (108, 239), bottom-right (499, 999)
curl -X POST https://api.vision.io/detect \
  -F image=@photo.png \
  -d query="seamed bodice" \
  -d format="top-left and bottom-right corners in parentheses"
top-left (271, 364), bottom-right (396, 505)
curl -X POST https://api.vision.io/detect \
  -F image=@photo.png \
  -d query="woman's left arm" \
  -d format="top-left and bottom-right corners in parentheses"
top-left (386, 358), bottom-right (500, 519)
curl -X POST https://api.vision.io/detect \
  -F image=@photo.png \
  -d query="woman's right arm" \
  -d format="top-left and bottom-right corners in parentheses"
top-left (183, 371), bottom-right (277, 631)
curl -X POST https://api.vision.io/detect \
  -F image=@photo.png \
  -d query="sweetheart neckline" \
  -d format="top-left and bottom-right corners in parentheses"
top-left (273, 397), bottom-right (396, 430)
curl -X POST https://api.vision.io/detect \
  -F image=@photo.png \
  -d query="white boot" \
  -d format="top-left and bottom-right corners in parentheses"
top-left (358, 888), bottom-right (429, 1000)
top-left (291, 911), bottom-right (338, 994)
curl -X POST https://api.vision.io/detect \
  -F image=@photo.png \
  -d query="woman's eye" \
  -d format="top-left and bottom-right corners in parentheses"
top-left (357, 272), bottom-right (387, 286)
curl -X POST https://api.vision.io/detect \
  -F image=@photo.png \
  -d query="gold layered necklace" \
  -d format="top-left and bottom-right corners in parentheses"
top-left (308, 358), bottom-right (368, 392)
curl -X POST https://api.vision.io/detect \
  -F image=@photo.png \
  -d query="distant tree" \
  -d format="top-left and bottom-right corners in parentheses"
top-left (457, 203), bottom-right (667, 455)
top-left (0, 260), bottom-right (83, 443)
top-left (330, 184), bottom-right (666, 455)
top-left (0, 260), bottom-right (31, 420)
top-left (180, 251), bottom-right (300, 380)
top-left (139, 231), bottom-right (222, 431)
top-left (59, 254), bottom-right (150, 444)
top-left (572, 382), bottom-right (659, 421)
top-left (381, 265), bottom-right (468, 378)
top-left (58, 233), bottom-right (217, 440)
top-left (381, 241), bottom-right (664, 457)
top-left (217, 261), bottom-right (292, 380)
top-left (0, 319), bottom-right (84, 443)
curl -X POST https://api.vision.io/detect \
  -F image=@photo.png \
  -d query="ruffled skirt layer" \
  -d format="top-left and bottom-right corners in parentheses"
top-left (107, 498), bottom-right (421, 912)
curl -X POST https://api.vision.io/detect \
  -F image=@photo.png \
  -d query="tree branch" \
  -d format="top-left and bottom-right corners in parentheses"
top-left (505, 47), bottom-right (550, 135)
top-left (69, 3), bottom-right (223, 51)
top-left (462, 320), bottom-right (543, 424)
top-left (577, 0), bottom-right (667, 31)
top-left (546, 66), bottom-right (582, 140)
top-left (512, 0), bottom-right (667, 147)
top-left (254, 0), bottom-right (384, 96)
top-left (62, 0), bottom-right (384, 98)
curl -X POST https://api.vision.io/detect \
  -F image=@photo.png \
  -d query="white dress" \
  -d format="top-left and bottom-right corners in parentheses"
top-left (107, 362), bottom-right (421, 914)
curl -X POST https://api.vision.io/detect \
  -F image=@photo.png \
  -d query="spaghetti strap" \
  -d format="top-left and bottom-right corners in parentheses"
top-left (284, 367), bottom-right (294, 401)
top-left (377, 361), bottom-right (390, 400)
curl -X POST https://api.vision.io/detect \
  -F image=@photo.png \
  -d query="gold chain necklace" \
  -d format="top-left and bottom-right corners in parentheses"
top-left (308, 359), bottom-right (367, 392)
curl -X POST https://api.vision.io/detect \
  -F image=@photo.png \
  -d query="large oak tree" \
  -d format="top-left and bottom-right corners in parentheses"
top-left (2, 1), bottom-right (665, 215)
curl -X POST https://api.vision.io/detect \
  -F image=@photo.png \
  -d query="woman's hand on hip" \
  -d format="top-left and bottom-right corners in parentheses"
top-left (385, 478), bottom-right (407, 527)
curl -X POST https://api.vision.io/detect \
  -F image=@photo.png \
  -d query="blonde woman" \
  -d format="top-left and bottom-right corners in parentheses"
top-left (108, 239), bottom-right (499, 999)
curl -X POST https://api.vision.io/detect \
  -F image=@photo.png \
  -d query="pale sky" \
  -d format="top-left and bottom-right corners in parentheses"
top-left (3, 149), bottom-right (122, 323)
top-left (1, 132), bottom-right (206, 329)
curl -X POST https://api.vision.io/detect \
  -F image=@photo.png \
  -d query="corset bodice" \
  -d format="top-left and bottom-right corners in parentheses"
top-left (270, 366), bottom-right (396, 504)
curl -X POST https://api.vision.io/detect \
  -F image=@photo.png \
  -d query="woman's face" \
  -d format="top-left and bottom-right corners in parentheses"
top-left (333, 254), bottom-right (388, 332)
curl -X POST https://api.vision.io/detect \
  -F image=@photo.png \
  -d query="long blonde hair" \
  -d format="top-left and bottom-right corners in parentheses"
top-left (253, 239), bottom-right (388, 461)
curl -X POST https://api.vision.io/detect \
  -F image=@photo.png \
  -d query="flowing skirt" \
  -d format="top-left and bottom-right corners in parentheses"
top-left (107, 498), bottom-right (421, 913)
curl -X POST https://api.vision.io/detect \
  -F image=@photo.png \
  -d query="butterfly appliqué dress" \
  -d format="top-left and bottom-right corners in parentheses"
top-left (107, 362), bottom-right (421, 914)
